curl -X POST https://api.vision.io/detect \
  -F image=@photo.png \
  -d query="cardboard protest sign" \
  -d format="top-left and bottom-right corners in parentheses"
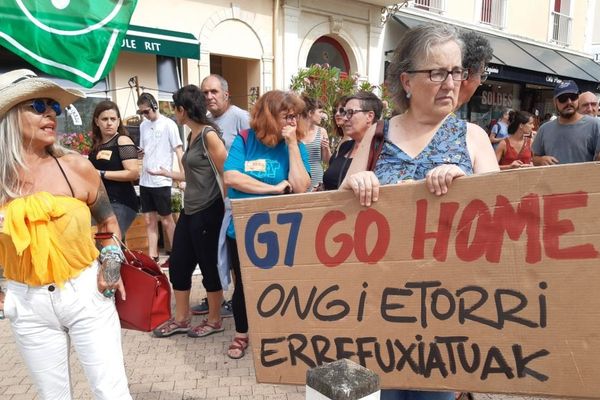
top-left (230, 163), bottom-right (600, 398)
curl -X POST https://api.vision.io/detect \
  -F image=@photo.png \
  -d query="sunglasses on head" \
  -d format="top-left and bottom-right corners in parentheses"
top-left (557, 93), bottom-right (579, 103)
top-left (28, 99), bottom-right (62, 116)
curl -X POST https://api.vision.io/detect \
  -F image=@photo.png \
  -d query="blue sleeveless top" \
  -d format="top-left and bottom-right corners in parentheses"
top-left (373, 115), bottom-right (473, 184)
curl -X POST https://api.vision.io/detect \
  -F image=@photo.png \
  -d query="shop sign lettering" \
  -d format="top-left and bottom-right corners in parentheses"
top-left (481, 90), bottom-right (512, 107)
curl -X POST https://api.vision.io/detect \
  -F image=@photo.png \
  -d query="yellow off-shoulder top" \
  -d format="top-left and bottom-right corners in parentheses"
top-left (0, 192), bottom-right (99, 287)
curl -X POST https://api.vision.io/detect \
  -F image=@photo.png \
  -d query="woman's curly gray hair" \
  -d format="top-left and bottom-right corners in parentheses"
top-left (386, 23), bottom-right (463, 113)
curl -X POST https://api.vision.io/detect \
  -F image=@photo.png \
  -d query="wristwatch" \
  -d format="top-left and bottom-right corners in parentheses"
top-left (100, 170), bottom-right (106, 179)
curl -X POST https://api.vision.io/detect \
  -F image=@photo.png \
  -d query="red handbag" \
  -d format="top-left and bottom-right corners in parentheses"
top-left (115, 250), bottom-right (172, 331)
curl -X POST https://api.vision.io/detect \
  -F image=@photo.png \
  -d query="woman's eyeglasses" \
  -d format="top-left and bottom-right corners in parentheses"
top-left (27, 99), bottom-right (62, 116)
top-left (408, 68), bottom-right (469, 82)
top-left (339, 109), bottom-right (369, 119)
top-left (284, 113), bottom-right (298, 122)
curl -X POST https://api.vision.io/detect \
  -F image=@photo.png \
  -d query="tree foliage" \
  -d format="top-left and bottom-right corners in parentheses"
top-left (289, 64), bottom-right (393, 138)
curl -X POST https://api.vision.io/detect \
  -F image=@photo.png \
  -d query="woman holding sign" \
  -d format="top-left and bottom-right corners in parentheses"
top-left (223, 90), bottom-right (311, 359)
top-left (341, 24), bottom-right (499, 400)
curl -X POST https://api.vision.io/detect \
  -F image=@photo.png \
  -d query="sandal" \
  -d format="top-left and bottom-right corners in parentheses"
top-left (152, 318), bottom-right (190, 337)
top-left (227, 335), bottom-right (249, 359)
top-left (187, 319), bottom-right (224, 338)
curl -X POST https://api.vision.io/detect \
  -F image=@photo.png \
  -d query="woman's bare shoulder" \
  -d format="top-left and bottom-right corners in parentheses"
top-left (60, 153), bottom-right (98, 178)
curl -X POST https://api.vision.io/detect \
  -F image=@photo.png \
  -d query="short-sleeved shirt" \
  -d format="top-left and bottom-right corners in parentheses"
top-left (531, 115), bottom-right (600, 164)
top-left (88, 134), bottom-right (139, 212)
top-left (213, 105), bottom-right (250, 150)
top-left (139, 115), bottom-right (182, 188)
top-left (224, 129), bottom-right (310, 238)
top-left (491, 121), bottom-right (509, 148)
top-left (374, 115), bottom-right (473, 184)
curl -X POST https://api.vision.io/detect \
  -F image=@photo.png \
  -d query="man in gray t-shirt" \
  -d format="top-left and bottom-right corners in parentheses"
top-left (201, 74), bottom-right (250, 150)
top-left (533, 80), bottom-right (600, 165)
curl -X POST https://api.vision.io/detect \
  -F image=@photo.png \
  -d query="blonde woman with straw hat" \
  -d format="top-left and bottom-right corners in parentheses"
top-left (0, 69), bottom-right (132, 399)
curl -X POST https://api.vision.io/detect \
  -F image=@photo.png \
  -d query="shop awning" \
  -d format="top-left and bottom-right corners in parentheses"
top-left (121, 25), bottom-right (200, 60)
top-left (392, 14), bottom-right (600, 84)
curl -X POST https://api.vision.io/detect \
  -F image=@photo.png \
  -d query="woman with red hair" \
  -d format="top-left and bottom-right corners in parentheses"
top-left (222, 90), bottom-right (311, 359)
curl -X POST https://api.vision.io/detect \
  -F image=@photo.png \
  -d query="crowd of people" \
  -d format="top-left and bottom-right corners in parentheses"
top-left (0, 21), bottom-right (599, 400)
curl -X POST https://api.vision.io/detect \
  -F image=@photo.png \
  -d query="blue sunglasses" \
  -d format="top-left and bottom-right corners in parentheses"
top-left (28, 99), bottom-right (62, 116)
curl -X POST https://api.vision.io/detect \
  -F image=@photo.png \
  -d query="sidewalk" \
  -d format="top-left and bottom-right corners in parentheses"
top-left (0, 274), bottom-right (305, 400)
top-left (0, 273), bottom-right (568, 400)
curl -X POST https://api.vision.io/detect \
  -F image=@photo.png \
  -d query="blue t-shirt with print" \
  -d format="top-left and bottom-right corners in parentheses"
top-left (224, 129), bottom-right (311, 238)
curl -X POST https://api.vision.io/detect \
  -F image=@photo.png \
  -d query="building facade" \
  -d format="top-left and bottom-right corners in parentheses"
top-left (2, 0), bottom-right (599, 139)
top-left (383, 0), bottom-right (600, 130)
top-left (1, 0), bottom-right (394, 141)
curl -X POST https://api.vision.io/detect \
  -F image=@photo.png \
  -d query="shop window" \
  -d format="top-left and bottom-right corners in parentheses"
top-left (550, 0), bottom-right (572, 46)
top-left (156, 55), bottom-right (183, 143)
top-left (479, 0), bottom-right (506, 29)
top-left (306, 36), bottom-right (349, 72)
top-left (157, 55), bottom-right (181, 102)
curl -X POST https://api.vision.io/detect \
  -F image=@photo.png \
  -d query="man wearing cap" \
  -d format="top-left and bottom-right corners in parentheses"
top-left (532, 80), bottom-right (600, 165)
top-left (578, 91), bottom-right (599, 117)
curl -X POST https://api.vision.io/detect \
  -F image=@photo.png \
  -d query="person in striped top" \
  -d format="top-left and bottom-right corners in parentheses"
top-left (301, 95), bottom-right (331, 190)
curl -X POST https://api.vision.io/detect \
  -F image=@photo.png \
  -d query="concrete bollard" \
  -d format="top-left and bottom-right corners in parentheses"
top-left (306, 358), bottom-right (380, 400)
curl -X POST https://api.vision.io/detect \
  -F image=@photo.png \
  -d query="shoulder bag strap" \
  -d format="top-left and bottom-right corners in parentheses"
top-left (366, 119), bottom-right (387, 172)
top-left (201, 127), bottom-right (225, 198)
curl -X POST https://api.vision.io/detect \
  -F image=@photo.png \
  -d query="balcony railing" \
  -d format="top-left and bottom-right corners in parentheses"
top-left (412, 0), bottom-right (445, 14)
top-left (551, 11), bottom-right (572, 46)
top-left (480, 0), bottom-right (505, 29)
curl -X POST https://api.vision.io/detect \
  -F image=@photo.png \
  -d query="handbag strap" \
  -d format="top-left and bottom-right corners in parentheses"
top-left (366, 119), bottom-right (388, 172)
top-left (201, 127), bottom-right (225, 198)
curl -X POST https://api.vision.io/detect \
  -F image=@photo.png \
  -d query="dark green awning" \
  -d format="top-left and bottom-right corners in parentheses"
top-left (121, 25), bottom-right (200, 59)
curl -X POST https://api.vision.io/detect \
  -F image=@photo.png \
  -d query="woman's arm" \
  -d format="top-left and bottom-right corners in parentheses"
top-left (101, 136), bottom-right (140, 182)
top-left (205, 130), bottom-right (228, 195)
top-left (320, 128), bottom-right (332, 163)
top-left (495, 140), bottom-right (506, 163)
top-left (76, 157), bottom-right (126, 298)
top-left (467, 124), bottom-right (501, 174)
top-left (282, 126), bottom-right (311, 193)
top-left (224, 170), bottom-right (290, 195)
top-left (339, 123), bottom-right (377, 191)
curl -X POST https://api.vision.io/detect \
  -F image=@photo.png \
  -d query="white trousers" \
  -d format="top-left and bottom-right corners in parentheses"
top-left (3, 262), bottom-right (132, 400)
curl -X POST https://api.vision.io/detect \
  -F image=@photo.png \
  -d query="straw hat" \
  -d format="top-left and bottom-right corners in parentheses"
top-left (0, 69), bottom-right (85, 117)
